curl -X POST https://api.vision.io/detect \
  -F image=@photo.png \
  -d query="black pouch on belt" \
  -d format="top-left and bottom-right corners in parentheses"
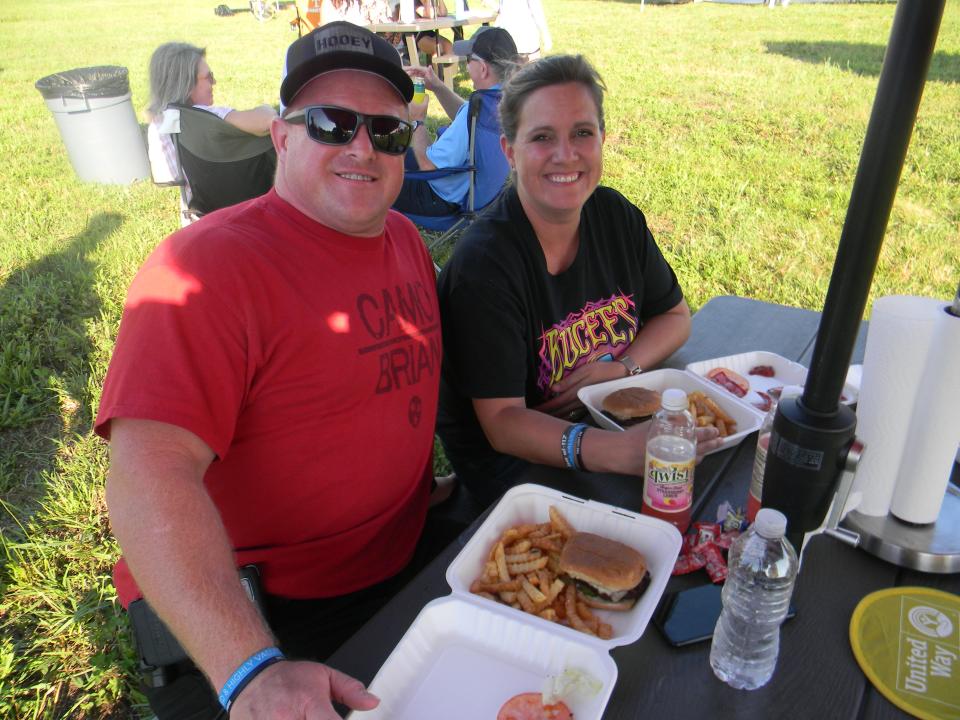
top-left (128, 565), bottom-right (265, 685)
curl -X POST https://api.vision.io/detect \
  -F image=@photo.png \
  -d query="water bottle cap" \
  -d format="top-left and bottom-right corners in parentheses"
top-left (661, 388), bottom-right (688, 411)
top-left (754, 508), bottom-right (788, 539)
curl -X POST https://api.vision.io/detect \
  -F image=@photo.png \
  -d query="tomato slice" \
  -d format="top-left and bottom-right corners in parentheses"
top-left (497, 692), bottom-right (573, 720)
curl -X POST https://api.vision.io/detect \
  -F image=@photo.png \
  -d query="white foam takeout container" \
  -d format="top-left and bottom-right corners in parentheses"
top-left (684, 350), bottom-right (859, 408)
top-left (354, 484), bottom-right (682, 720)
top-left (577, 368), bottom-right (764, 454)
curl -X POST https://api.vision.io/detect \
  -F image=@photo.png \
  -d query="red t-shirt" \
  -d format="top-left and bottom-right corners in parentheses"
top-left (96, 191), bottom-right (440, 606)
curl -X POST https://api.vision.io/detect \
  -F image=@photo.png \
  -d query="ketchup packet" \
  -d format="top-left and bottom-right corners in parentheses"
top-left (700, 543), bottom-right (728, 584)
top-left (714, 531), bottom-right (740, 551)
top-left (672, 522), bottom-right (737, 579)
top-left (672, 551), bottom-right (707, 575)
top-left (693, 522), bottom-right (721, 546)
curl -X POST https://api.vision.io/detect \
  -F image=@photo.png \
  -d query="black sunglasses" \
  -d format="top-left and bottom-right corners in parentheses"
top-left (283, 105), bottom-right (414, 156)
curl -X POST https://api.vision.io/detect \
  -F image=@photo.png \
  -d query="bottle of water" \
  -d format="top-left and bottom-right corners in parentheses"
top-left (746, 385), bottom-right (803, 523)
top-left (709, 508), bottom-right (798, 690)
top-left (642, 388), bottom-right (696, 533)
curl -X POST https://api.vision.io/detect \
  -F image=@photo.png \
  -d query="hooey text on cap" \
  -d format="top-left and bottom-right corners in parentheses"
top-left (315, 30), bottom-right (374, 54)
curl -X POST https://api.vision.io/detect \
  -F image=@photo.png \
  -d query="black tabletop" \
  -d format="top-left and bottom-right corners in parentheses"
top-left (329, 296), bottom-right (958, 719)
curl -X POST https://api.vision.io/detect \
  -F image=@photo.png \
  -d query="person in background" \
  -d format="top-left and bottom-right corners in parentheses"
top-left (102, 23), bottom-right (448, 719)
top-left (393, 26), bottom-right (520, 217)
top-left (391, 0), bottom-right (454, 60)
top-left (495, 0), bottom-right (552, 60)
top-left (436, 54), bottom-right (721, 508)
top-left (146, 42), bottom-right (277, 191)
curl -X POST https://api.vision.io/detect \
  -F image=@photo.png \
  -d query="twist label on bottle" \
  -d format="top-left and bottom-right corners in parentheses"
top-left (643, 456), bottom-right (694, 513)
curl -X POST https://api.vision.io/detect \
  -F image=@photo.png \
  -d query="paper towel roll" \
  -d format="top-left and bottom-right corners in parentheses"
top-left (889, 305), bottom-right (960, 524)
top-left (851, 295), bottom-right (943, 516)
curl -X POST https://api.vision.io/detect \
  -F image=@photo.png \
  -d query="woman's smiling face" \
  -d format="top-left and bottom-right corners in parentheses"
top-left (502, 81), bottom-right (605, 226)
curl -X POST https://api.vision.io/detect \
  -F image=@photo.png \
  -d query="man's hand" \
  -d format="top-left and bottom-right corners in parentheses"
top-left (230, 661), bottom-right (379, 720)
top-left (405, 65), bottom-right (443, 92)
top-left (408, 93), bottom-right (429, 122)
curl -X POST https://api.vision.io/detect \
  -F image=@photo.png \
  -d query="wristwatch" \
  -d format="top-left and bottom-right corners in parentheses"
top-left (618, 355), bottom-right (642, 376)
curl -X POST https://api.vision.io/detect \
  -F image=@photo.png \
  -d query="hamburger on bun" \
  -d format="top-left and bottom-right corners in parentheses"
top-left (601, 387), bottom-right (662, 422)
top-left (558, 532), bottom-right (650, 611)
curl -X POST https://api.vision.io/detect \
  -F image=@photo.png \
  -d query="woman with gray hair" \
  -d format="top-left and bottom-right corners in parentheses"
top-left (146, 42), bottom-right (277, 188)
top-left (436, 54), bottom-right (720, 509)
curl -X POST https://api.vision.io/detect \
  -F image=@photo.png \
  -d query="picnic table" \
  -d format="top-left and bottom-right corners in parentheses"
top-left (367, 11), bottom-right (498, 86)
top-left (328, 295), bottom-right (960, 719)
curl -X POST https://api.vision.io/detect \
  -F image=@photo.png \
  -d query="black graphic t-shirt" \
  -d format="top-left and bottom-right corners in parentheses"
top-left (437, 185), bottom-right (684, 497)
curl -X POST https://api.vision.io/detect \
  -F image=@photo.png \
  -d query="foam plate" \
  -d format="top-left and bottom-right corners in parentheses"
top-left (357, 485), bottom-right (680, 720)
top-left (446, 484), bottom-right (682, 646)
top-left (577, 368), bottom-right (763, 454)
top-left (685, 350), bottom-right (859, 408)
top-left (356, 596), bottom-right (617, 720)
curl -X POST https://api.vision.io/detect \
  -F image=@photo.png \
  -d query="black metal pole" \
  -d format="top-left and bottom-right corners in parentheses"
top-left (762, 0), bottom-right (946, 549)
top-left (804, 0), bottom-right (947, 414)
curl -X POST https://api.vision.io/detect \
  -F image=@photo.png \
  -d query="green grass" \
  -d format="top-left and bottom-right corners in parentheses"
top-left (0, 0), bottom-right (957, 717)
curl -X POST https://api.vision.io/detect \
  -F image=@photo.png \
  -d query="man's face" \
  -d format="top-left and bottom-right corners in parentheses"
top-left (272, 70), bottom-right (406, 237)
top-left (467, 55), bottom-right (486, 88)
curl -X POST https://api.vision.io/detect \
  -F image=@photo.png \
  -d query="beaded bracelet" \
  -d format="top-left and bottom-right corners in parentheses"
top-left (218, 646), bottom-right (286, 711)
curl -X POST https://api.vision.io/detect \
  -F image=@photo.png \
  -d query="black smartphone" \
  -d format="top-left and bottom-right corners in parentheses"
top-left (653, 583), bottom-right (797, 647)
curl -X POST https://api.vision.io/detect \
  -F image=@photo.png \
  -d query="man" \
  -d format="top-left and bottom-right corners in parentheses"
top-left (98, 22), bottom-right (443, 719)
top-left (392, 26), bottom-right (520, 217)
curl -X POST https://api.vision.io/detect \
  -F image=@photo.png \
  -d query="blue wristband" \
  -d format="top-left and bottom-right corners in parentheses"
top-left (218, 647), bottom-right (285, 711)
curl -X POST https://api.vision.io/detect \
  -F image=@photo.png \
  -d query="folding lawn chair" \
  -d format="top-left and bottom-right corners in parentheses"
top-left (403, 88), bottom-right (510, 260)
top-left (159, 105), bottom-right (277, 224)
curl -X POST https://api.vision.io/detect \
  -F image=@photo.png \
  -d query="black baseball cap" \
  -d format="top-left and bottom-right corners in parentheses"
top-left (281, 22), bottom-right (413, 106)
top-left (452, 26), bottom-right (518, 63)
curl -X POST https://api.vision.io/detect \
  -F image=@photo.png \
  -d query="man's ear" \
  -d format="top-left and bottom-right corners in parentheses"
top-left (270, 116), bottom-right (289, 157)
top-left (481, 60), bottom-right (494, 83)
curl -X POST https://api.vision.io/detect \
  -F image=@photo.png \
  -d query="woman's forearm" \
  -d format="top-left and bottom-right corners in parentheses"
top-left (620, 299), bottom-right (691, 371)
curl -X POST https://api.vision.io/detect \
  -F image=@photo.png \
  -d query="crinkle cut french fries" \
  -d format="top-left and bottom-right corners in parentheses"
top-left (468, 505), bottom-right (614, 639)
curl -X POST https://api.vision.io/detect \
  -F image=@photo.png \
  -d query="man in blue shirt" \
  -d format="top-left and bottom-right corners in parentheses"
top-left (394, 26), bottom-right (520, 216)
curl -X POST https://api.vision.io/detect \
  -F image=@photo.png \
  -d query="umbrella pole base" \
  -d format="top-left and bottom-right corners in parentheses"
top-left (839, 481), bottom-right (960, 574)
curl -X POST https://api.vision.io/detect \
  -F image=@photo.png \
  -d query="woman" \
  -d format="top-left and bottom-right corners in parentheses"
top-left (436, 54), bottom-right (720, 507)
top-left (146, 43), bottom-right (277, 199)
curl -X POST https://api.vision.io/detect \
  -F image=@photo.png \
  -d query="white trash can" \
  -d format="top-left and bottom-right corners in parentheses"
top-left (35, 66), bottom-right (150, 185)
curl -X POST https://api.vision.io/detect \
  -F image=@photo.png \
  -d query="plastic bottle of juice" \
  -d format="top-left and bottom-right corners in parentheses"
top-left (642, 388), bottom-right (696, 533)
top-left (747, 386), bottom-right (803, 523)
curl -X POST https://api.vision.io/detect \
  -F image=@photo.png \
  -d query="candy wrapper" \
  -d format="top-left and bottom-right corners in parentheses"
top-left (716, 501), bottom-right (748, 532)
top-left (671, 516), bottom-right (742, 581)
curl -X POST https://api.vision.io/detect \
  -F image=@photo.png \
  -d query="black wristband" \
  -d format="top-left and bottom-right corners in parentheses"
top-left (575, 426), bottom-right (588, 472)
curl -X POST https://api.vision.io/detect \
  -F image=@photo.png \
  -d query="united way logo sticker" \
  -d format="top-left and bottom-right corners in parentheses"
top-left (908, 605), bottom-right (954, 639)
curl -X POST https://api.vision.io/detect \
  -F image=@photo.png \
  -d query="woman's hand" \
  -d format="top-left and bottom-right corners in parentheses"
top-left (585, 424), bottom-right (719, 477)
top-left (695, 426), bottom-right (722, 459)
top-left (534, 361), bottom-right (626, 419)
